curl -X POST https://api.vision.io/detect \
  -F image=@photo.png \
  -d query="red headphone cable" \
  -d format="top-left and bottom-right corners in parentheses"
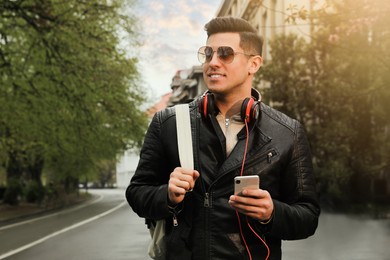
top-left (240, 120), bottom-right (250, 177)
top-left (237, 120), bottom-right (270, 260)
top-left (236, 210), bottom-right (253, 260)
top-left (236, 120), bottom-right (252, 259)
top-left (247, 217), bottom-right (270, 260)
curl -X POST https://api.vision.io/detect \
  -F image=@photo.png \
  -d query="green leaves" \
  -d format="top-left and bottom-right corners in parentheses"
top-left (257, 0), bottom-right (390, 204)
top-left (0, 0), bottom-right (147, 185)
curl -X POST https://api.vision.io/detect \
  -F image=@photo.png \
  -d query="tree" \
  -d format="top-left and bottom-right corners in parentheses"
top-left (0, 0), bottom-right (148, 201)
top-left (258, 0), bottom-right (390, 206)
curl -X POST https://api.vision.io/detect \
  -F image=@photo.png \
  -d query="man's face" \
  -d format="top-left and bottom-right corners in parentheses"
top-left (202, 32), bottom-right (253, 96)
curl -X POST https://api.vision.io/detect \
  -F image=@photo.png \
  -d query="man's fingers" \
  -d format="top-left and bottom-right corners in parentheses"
top-left (169, 168), bottom-right (200, 203)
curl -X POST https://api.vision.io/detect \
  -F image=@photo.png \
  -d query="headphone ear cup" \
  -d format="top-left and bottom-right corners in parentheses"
top-left (241, 98), bottom-right (260, 123)
top-left (199, 93), bottom-right (215, 118)
top-left (251, 101), bottom-right (261, 122)
top-left (241, 98), bottom-right (254, 123)
top-left (199, 94), bottom-right (207, 118)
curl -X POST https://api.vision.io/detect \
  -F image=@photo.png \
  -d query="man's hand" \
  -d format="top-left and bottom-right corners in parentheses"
top-left (168, 167), bottom-right (200, 205)
top-left (228, 189), bottom-right (274, 222)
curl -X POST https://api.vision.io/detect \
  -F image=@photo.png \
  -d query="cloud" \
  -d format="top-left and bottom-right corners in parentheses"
top-left (134, 0), bottom-right (222, 98)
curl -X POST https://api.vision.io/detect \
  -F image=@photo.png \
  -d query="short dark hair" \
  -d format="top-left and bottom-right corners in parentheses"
top-left (204, 16), bottom-right (263, 56)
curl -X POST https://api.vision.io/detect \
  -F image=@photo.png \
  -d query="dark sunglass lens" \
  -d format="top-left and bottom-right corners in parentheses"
top-left (204, 47), bottom-right (214, 62)
top-left (218, 47), bottom-right (235, 63)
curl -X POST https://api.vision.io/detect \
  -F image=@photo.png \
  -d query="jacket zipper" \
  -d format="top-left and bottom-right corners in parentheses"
top-left (204, 192), bottom-right (210, 207)
top-left (195, 112), bottom-right (210, 207)
top-left (267, 151), bottom-right (274, 163)
top-left (245, 149), bottom-right (276, 170)
top-left (213, 149), bottom-right (277, 185)
top-left (196, 112), bottom-right (212, 259)
top-left (172, 213), bottom-right (178, 226)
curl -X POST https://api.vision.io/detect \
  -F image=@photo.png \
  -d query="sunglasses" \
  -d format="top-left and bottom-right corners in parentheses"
top-left (197, 46), bottom-right (256, 64)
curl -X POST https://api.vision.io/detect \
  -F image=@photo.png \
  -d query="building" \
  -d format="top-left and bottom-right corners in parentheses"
top-left (167, 66), bottom-right (207, 106)
top-left (216, 0), bottom-right (317, 61)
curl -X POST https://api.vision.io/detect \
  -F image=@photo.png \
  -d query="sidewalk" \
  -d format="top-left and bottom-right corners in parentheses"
top-left (0, 191), bottom-right (92, 225)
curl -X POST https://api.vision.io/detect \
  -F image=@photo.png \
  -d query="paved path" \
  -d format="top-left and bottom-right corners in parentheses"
top-left (283, 212), bottom-right (390, 259)
top-left (1, 189), bottom-right (389, 259)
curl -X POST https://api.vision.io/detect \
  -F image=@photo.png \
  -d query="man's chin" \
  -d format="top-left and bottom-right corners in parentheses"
top-left (206, 84), bottom-right (225, 93)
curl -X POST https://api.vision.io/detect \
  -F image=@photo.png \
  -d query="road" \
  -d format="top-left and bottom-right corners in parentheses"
top-left (0, 189), bottom-right (389, 260)
top-left (0, 189), bottom-right (150, 260)
top-left (283, 212), bottom-right (390, 260)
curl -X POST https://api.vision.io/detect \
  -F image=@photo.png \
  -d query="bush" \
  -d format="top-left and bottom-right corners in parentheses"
top-left (3, 179), bottom-right (23, 205)
top-left (24, 181), bottom-right (45, 203)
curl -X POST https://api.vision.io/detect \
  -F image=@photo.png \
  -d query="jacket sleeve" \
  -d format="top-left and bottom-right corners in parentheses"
top-left (268, 122), bottom-right (320, 240)
top-left (125, 111), bottom-right (173, 220)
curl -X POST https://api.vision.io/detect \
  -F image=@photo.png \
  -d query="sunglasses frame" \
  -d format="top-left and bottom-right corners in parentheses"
top-left (197, 46), bottom-right (256, 64)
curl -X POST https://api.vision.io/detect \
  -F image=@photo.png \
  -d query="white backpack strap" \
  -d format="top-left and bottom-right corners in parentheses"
top-left (175, 104), bottom-right (194, 170)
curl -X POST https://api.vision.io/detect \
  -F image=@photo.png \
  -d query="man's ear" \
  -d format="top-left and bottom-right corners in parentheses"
top-left (248, 55), bottom-right (262, 75)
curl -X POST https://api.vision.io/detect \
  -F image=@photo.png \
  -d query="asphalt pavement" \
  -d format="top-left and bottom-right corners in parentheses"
top-left (1, 189), bottom-right (389, 260)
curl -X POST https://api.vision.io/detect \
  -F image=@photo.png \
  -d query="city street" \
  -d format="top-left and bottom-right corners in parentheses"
top-left (0, 189), bottom-right (149, 260)
top-left (0, 189), bottom-right (389, 259)
top-left (283, 212), bottom-right (390, 260)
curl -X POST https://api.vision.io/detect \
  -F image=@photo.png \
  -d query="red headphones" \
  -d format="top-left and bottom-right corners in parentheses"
top-left (198, 89), bottom-right (261, 123)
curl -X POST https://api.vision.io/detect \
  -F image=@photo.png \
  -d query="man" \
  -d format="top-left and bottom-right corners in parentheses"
top-left (126, 17), bottom-right (320, 260)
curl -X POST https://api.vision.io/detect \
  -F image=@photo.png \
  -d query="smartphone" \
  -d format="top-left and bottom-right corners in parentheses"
top-left (234, 175), bottom-right (260, 195)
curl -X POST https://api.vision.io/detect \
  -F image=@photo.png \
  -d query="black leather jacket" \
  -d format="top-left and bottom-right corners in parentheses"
top-left (126, 99), bottom-right (320, 260)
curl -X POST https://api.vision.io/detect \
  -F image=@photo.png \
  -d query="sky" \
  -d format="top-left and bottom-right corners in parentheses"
top-left (131, 0), bottom-right (222, 101)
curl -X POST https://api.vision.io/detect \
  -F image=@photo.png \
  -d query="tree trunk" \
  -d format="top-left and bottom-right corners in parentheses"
top-left (4, 152), bottom-right (24, 205)
top-left (27, 155), bottom-right (44, 187)
top-left (6, 152), bottom-right (24, 181)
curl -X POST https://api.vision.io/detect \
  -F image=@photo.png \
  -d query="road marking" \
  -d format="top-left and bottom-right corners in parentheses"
top-left (0, 194), bottom-right (103, 231)
top-left (0, 201), bottom-right (126, 259)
